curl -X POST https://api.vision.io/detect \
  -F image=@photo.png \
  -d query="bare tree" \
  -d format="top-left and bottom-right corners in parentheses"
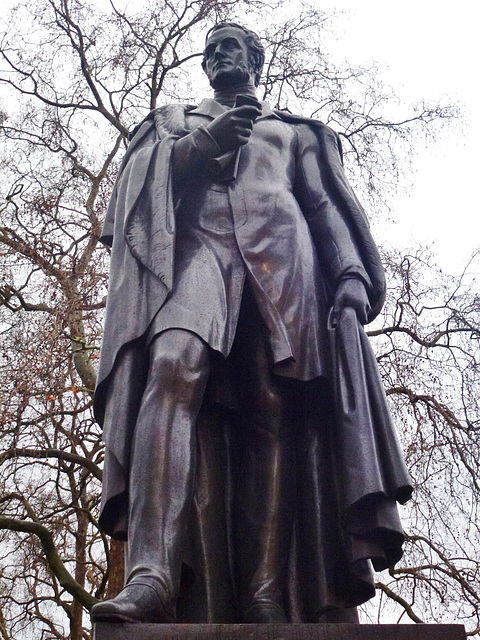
top-left (368, 247), bottom-right (480, 634)
top-left (0, 0), bottom-right (473, 638)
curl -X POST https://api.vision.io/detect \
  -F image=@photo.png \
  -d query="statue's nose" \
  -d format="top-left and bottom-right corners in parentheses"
top-left (214, 47), bottom-right (227, 60)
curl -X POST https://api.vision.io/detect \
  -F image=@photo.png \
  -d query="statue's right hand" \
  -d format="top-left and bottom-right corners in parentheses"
top-left (206, 105), bottom-right (262, 153)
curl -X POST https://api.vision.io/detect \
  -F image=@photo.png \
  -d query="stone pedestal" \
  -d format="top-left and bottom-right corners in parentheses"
top-left (93, 623), bottom-right (466, 640)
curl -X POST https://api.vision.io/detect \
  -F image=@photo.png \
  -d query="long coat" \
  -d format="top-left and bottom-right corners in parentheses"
top-left (94, 101), bottom-right (412, 621)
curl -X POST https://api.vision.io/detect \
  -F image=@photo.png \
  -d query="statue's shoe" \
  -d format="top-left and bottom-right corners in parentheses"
top-left (91, 583), bottom-right (174, 624)
top-left (243, 601), bottom-right (288, 623)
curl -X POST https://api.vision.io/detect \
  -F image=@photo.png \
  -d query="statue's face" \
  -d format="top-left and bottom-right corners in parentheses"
top-left (203, 26), bottom-right (254, 89)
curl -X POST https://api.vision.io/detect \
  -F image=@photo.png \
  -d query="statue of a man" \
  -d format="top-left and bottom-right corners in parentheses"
top-left (92, 23), bottom-right (411, 625)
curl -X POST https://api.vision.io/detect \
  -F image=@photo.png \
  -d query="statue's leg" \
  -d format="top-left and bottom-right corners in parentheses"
top-left (92, 328), bottom-right (210, 623)
top-left (231, 306), bottom-right (297, 623)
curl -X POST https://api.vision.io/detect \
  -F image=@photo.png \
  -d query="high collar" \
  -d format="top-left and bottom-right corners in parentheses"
top-left (188, 98), bottom-right (280, 121)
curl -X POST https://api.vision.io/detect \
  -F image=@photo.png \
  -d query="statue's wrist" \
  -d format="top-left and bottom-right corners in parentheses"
top-left (336, 271), bottom-right (372, 294)
top-left (196, 125), bottom-right (222, 156)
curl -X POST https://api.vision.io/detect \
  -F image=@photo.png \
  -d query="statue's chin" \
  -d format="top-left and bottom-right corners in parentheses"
top-left (210, 67), bottom-right (252, 90)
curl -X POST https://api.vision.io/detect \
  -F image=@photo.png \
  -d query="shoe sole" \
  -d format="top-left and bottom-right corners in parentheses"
top-left (91, 612), bottom-right (158, 624)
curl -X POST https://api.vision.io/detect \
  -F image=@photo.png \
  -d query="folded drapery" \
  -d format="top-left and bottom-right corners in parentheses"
top-left (328, 306), bottom-right (412, 575)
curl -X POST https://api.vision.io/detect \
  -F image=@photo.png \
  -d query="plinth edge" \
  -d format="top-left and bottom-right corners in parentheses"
top-left (93, 622), bottom-right (466, 640)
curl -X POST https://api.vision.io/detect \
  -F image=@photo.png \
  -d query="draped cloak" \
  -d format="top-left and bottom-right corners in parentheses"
top-left (93, 103), bottom-right (413, 622)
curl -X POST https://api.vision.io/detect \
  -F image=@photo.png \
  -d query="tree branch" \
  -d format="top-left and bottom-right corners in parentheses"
top-left (375, 581), bottom-right (424, 623)
top-left (0, 448), bottom-right (102, 482)
top-left (0, 517), bottom-right (98, 610)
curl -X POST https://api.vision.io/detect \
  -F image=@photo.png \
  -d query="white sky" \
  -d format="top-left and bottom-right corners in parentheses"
top-left (320, 0), bottom-right (479, 273)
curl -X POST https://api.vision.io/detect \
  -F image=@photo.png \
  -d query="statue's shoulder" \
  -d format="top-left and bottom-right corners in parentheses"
top-left (274, 110), bottom-right (334, 132)
top-left (274, 110), bottom-right (343, 162)
top-left (128, 103), bottom-right (196, 141)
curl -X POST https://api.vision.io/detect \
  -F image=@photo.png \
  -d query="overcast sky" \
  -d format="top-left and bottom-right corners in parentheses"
top-left (320, 0), bottom-right (479, 273)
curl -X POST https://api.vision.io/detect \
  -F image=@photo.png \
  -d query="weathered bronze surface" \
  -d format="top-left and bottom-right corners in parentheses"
top-left (92, 23), bottom-right (413, 625)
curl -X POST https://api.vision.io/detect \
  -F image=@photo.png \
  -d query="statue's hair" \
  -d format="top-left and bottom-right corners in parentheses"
top-left (202, 22), bottom-right (265, 87)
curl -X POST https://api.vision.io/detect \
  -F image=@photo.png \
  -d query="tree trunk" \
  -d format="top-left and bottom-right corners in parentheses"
top-left (106, 539), bottom-right (125, 599)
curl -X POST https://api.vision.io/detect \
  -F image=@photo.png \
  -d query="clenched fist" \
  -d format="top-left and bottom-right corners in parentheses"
top-left (206, 104), bottom-right (262, 153)
top-left (333, 278), bottom-right (371, 325)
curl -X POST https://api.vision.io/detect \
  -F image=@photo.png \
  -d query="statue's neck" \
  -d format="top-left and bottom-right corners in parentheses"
top-left (213, 84), bottom-right (257, 108)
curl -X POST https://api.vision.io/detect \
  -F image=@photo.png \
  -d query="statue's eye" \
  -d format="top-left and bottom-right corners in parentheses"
top-left (205, 44), bottom-right (216, 59)
top-left (224, 39), bottom-right (240, 50)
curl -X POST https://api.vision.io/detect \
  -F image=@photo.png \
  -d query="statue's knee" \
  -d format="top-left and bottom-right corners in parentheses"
top-left (147, 330), bottom-right (209, 398)
top-left (248, 386), bottom-right (286, 438)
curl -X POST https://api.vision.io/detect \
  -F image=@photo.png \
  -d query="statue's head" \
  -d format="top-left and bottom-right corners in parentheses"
top-left (202, 22), bottom-right (265, 89)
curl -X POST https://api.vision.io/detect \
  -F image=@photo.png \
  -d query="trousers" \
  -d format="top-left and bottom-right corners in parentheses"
top-left (126, 288), bottom-right (298, 620)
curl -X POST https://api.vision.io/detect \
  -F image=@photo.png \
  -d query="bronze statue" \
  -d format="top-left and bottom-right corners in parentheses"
top-left (91, 23), bottom-right (412, 625)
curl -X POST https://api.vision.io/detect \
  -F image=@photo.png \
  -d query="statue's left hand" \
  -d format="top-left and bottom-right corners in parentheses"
top-left (333, 278), bottom-right (371, 325)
